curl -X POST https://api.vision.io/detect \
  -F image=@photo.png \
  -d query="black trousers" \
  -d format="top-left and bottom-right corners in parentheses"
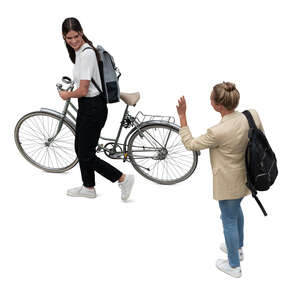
top-left (75, 94), bottom-right (123, 187)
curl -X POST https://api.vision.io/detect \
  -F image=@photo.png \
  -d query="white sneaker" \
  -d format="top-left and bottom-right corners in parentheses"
top-left (118, 174), bottom-right (134, 201)
top-left (216, 259), bottom-right (242, 278)
top-left (67, 186), bottom-right (96, 198)
top-left (220, 243), bottom-right (244, 261)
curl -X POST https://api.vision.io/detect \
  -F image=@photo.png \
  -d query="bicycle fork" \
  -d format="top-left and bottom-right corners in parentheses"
top-left (46, 100), bottom-right (73, 145)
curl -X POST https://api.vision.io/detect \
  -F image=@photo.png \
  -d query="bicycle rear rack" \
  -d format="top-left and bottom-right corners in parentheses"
top-left (134, 111), bottom-right (175, 125)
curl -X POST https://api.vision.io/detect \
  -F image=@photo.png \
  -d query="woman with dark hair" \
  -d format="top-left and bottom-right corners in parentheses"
top-left (176, 82), bottom-right (264, 278)
top-left (59, 17), bottom-right (134, 201)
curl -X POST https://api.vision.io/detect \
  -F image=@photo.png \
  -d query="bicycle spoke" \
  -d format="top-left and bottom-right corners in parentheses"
top-left (142, 129), bottom-right (164, 148)
top-left (30, 116), bottom-right (47, 139)
top-left (26, 144), bottom-right (46, 158)
top-left (22, 123), bottom-right (45, 141)
top-left (39, 115), bottom-right (50, 139)
top-left (19, 136), bottom-right (44, 146)
top-left (54, 126), bottom-right (73, 140)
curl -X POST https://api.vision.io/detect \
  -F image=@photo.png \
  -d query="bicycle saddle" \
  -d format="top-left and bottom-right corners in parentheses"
top-left (120, 92), bottom-right (140, 106)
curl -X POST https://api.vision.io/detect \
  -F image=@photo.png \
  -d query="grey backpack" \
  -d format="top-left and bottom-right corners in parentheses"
top-left (83, 45), bottom-right (121, 103)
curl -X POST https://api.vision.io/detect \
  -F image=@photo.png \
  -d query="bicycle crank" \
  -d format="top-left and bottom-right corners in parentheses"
top-left (103, 142), bottom-right (124, 159)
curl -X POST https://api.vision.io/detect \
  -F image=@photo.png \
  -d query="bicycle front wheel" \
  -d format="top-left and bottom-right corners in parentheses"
top-left (127, 123), bottom-right (198, 184)
top-left (14, 111), bottom-right (78, 172)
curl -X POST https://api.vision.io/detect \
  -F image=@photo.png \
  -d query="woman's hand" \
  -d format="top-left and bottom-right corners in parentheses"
top-left (59, 91), bottom-right (71, 101)
top-left (176, 96), bottom-right (186, 117)
top-left (176, 96), bottom-right (187, 127)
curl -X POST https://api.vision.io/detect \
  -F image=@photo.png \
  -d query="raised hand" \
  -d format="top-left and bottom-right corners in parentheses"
top-left (176, 96), bottom-right (186, 117)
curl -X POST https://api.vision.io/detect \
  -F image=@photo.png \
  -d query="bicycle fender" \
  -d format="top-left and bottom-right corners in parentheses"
top-left (40, 108), bottom-right (76, 130)
top-left (138, 120), bottom-right (180, 130)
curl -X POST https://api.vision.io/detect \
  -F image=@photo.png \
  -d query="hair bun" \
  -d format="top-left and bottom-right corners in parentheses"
top-left (223, 82), bottom-right (236, 92)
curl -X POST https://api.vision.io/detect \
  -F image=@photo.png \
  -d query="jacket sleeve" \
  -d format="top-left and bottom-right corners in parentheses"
top-left (179, 126), bottom-right (218, 151)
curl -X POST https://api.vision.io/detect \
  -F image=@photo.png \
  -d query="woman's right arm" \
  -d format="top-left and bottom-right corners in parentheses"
top-left (179, 127), bottom-right (218, 151)
top-left (176, 96), bottom-right (218, 151)
top-left (176, 96), bottom-right (188, 127)
top-left (59, 80), bottom-right (89, 100)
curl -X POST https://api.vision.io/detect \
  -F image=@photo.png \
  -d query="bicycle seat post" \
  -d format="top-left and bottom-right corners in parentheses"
top-left (113, 104), bottom-right (130, 152)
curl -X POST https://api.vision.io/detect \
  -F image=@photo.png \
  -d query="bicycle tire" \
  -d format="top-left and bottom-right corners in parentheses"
top-left (127, 123), bottom-right (198, 184)
top-left (14, 111), bottom-right (78, 173)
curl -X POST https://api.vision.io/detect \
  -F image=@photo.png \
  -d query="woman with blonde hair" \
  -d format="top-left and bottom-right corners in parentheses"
top-left (176, 82), bottom-right (264, 278)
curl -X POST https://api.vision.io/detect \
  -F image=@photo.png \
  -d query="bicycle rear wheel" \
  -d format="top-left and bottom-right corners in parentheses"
top-left (127, 123), bottom-right (198, 184)
top-left (14, 111), bottom-right (78, 172)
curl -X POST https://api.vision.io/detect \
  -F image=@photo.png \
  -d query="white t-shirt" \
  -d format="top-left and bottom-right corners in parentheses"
top-left (73, 43), bottom-right (102, 98)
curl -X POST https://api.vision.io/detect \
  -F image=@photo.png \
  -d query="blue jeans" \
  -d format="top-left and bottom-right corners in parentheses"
top-left (218, 198), bottom-right (244, 268)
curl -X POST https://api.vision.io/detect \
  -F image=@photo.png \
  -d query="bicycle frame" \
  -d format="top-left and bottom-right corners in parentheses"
top-left (41, 82), bottom-right (183, 164)
top-left (41, 86), bottom-right (140, 159)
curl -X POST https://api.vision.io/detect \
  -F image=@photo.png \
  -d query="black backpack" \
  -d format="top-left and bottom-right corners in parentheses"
top-left (243, 110), bottom-right (278, 216)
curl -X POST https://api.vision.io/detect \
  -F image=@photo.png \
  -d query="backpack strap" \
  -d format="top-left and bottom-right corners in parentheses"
top-left (246, 182), bottom-right (268, 216)
top-left (243, 110), bottom-right (268, 216)
top-left (90, 78), bottom-right (102, 93)
top-left (82, 47), bottom-right (103, 94)
top-left (242, 110), bottom-right (257, 129)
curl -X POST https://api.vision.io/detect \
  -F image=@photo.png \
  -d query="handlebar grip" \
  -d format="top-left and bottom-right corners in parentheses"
top-left (56, 83), bottom-right (63, 91)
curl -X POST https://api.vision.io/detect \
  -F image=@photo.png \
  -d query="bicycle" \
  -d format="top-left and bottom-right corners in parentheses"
top-left (14, 76), bottom-right (200, 185)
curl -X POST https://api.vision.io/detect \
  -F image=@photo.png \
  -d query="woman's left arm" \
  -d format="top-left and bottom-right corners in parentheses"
top-left (59, 80), bottom-right (89, 100)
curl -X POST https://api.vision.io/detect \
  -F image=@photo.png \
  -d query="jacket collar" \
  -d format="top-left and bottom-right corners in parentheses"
top-left (221, 111), bottom-right (239, 122)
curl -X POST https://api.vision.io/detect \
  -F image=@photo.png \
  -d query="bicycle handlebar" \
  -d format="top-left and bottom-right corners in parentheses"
top-left (56, 83), bottom-right (63, 91)
top-left (56, 76), bottom-right (74, 92)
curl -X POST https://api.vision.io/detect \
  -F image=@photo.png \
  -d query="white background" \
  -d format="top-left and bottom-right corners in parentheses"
top-left (1, 0), bottom-right (299, 287)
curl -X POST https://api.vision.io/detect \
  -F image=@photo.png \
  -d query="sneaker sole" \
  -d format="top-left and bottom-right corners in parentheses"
top-left (216, 260), bottom-right (242, 278)
top-left (216, 266), bottom-right (242, 278)
top-left (66, 192), bottom-right (97, 198)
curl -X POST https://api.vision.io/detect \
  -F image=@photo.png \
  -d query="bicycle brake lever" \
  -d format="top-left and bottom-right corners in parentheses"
top-left (56, 83), bottom-right (63, 91)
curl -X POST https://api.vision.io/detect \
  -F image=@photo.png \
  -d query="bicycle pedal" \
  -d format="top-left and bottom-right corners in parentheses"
top-left (109, 152), bottom-right (123, 159)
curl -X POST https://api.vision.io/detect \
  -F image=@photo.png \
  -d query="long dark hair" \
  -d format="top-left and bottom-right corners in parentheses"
top-left (62, 17), bottom-right (100, 64)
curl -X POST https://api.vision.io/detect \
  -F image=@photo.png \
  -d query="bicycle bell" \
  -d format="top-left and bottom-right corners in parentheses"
top-left (62, 76), bottom-right (73, 84)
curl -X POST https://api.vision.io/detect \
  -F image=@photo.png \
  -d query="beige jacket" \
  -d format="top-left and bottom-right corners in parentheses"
top-left (179, 109), bottom-right (264, 200)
